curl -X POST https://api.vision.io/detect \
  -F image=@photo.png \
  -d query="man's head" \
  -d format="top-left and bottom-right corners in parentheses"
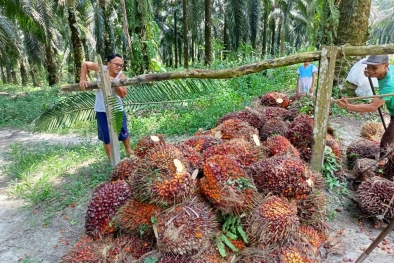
top-left (362, 55), bottom-right (389, 79)
top-left (303, 61), bottom-right (310, 67)
top-left (107, 54), bottom-right (123, 75)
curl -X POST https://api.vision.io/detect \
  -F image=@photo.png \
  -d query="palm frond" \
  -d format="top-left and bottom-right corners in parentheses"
top-left (108, 96), bottom-right (124, 134)
top-left (34, 79), bottom-right (224, 131)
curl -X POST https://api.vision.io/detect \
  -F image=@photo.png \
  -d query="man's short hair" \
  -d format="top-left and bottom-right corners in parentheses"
top-left (107, 53), bottom-right (122, 62)
top-left (362, 55), bottom-right (389, 65)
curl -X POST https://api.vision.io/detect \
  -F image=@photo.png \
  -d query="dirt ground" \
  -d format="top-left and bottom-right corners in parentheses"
top-left (1, 117), bottom-right (394, 263)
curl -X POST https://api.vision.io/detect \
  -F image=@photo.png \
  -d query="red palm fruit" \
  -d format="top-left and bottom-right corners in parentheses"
top-left (346, 139), bottom-right (380, 170)
top-left (106, 234), bottom-right (155, 261)
top-left (279, 245), bottom-right (314, 263)
top-left (203, 138), bottom-right (264, 167)
top-left (155, 198), bottom-right (218, 256)
top-left (134, 134), bottom-right (166, 158)
top-left (200, 155), bottom-right (258, 214)
top-left (256, 106), bottom-right (297, 121)
top-left (295, 226), bottom-right (323, 255)
top-left (211, 119), bottom-right (260, 145)
top-left (114, 199), bottom-right (164, 237)
top-left (297, 191), bottom-right (327, 236)
top-left (357, 177), bottom-right (394, 220)
top-left (325, 134), bottom-right (342, 160)
top-left (110, 155), bottom-right (140, 181)
top-left (217, 108), bottom-right (267, 130)
top-left (59, 235), bottom-right (109, 263)
top-left (259, 92), bottom-right (290, 108)
top-left (286, 114), bottom-right (314, 149)
top-left (175, 143), bottom-right (204, 173)
top-left (130, 144), bottom-right (197, 206)
top-left (298, 145), bottom-right (312, 163)
top-left (360, 122), bottom-right (384, 141)
top-left (246, 195), bottom-right (299, 246)
top-left (265, 135), bottom-right (300, 158)
top-left (85, 181), bottom-right (131, 239)
top-left (249, 156), bottom-right (312, 199)
top-left (183, 135), bottom-right (222, 153)
top-left (259, 118), bottom-right (289, 141)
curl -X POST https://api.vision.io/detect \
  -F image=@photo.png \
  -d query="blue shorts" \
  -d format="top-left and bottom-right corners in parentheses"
top-left (96, 112), bottom-right (129, 144)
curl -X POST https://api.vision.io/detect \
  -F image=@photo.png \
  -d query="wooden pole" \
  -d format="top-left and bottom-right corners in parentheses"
top-left (310, 46), bottom-right (337, 171)
top-left (98, 56), bottom-right (121, 166)
top-left (61, 43), bottom-right (394, 92)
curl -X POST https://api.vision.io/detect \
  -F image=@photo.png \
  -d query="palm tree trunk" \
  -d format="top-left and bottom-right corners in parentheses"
top-left (45, 42), bottom-right (59, 86)
top-left (120, 0), bottom-right (133, 59)
top-left (183, 0), bottom-right (189, 69)
top-left (11, 69), bottom-right (18, 84)
top-left (20, 58), bottom-right (28, 86)
top-left (223, 17), bottom-right (228, 59)
top-left (99, 0), bottom-right (112, 56)
top-left (6, 66), bottom-right (11, 83)
top-left (30, 67), bottom-right (40, 87)
top-left (277, 18), bottom-right (282, 55)
top-left (261, 0), bottom-right (270, 58)
top-left (204, 0), bottom-right (212, 65)
top-left (0, 66), bottom-right (6, 84)
top-left (270, 17), bottom-right (275, 56)
top-left (68, 6), bottom-right (84, 83)
top-left (174, 10), bottom-right (178, 68)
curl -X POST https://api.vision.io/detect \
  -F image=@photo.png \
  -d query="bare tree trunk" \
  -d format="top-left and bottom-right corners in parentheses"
top-left (223, 17), bottom-right (228, 59)
top-left (204, 0), bottom-right (212, 65)
top-left (20, 58), bottom-right (28, 86)
top-left (68, 6), bottom-right (84, 83)
top-left (30, 67), bottom-right (40, 87)
top-left (11, 69), bottom-right (18, 84)
top-left (261, 1), bottom-right (269, 58)
top-left (270, 17), bottom-right (275, 57)
top-left (174, 10), bottom-right (178, 68)
top-left (120, 0), bottom-right (133, 59)
top-left (0, 66), bottom-right (6, 84)
top-left (6, 66), bottom-right (11, 83)
top-left (183, 0), bottom-right (189, 69)
top-left (45, 42), bottom-right (59, 86)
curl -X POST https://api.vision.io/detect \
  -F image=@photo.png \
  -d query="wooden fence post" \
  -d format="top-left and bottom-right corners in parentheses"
top-left (98, 56), bottom-right (121, 166)
top-left (310, 46), bottom-right (337, 171)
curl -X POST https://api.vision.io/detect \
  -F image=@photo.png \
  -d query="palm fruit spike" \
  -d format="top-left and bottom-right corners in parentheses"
top-left (259, 118), bottom-right (289, 141)
top-left (110, 154), bottom-right (140, 181)
top-left (297, 191), bottom-right (327, 237)
top-left (183, 135), bottom-right (222, 153)
top-left (249, 156), bottom-right (312, 199)
top-left (258, 92), bottom-right (290, 108)
top-left (217, 109), bottom-right (267, 130)
top-left (210, 118), bottom-right (260, 145)
top-left (360, 122), bottom-right (384, 141)
top-left (175, 143), bottom-right (204, 174)
top-left (134, 134), bottom-right (165, 158)
top-left (234, 247), bottom-right (273, 263)
top-left (383, 155), bottom-right (394, 181)
top-left (265, 135), bottom-right (300, 158)
top-left (325, 134), bottom-right (342, 161)
top-left (106, 234), bottom-right (155, 262)
top-left (85, 181), bottom-right (131, 239)
top-left (295, 226), bottom-right (323, 256)
top-left (114, 199), bottom-right (164, 237)
top-left (131, 144), bottom-right (197, 206)
top-left (154, 197), bottom-right (218, 256)
top-left (346, 138), bottom-right (380, 170)
top-left (203, 138), bottom-right (264, 167)
top-left (279, 245), bottom-right (314, 263)
top-left (59, 235), bottom-right (108, 263)
top-left (357, 176), bottom-right (394, 220)
top-left (351, 158), bottom-right (378, 182)
top-left (246, 195), bottom-right (299, 246)
top-left (200, 155), bottom-right (258, 214)
top-left (286, 114), bottom-right (314, 149)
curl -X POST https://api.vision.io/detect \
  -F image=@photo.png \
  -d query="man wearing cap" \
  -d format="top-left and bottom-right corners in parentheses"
top-left (337, 55), bottom-right (394, 158)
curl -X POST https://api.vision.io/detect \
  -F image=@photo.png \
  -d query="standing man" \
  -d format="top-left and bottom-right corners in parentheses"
top-left (336, 55), bottom-right (394, 158)
top-left (79, 54), bottom-right (133, 161)
top-left (296, 61), bottom-right (318, 95)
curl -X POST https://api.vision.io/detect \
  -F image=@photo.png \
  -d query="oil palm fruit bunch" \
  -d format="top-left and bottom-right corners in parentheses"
top-left (110, 155), bottom-right (140, 181)
top-left (383, 155), bottom-right (394, 181)
top-left (325, 134), bottom-right (342, 161)
top-left (154, 197), bottom-right (218, 256)
top-left (234, 247), bottom-right (273, 263)
top-left (131, 144), bottom-right (196, 206)
top-left (59, 235), bottom-right (109, 263)
top-left (106, 233), bottom-right (155, 262)
top-left (295, 226), bottom-right (323, 256)
top-left (265, 135), bottom-right (300, 158)
top-left (211, 119), bottom-right (260, 145)
top-left (249, 156), bottom-right (312, 199)
top-left (286, 114), bottom-right (314, 149)
top-left (85, 181), bottom-right (131, 239)
top-left (296, 191), bottom-right (328, 240)
top-left (134, 134), bottom-right (166, 158)
top-left (351, 158), bottom-right (378, 183)
top-left (114, 198), bottom-right (164, 237)
top-left (183, 135), bottom-right (222, 153)
top-left (278, 244), bottom-right (314, 263)
top-left (258, 106), bottom-right (297, 121)
top-left (200, 155), bottom-right (258, 214)
top-left (217, 109), bottom-right (267, 130)
top-left (175, 143), bottom-right (204, 174)
top-left (203, 138), bottom-right (264, 167)
top-left (357, 177), bottom-right (394, 220)
top-left (360, 122), bottom-right (384, 141)
top-left (258, 92), bottom-right (290, 108)
top-left (246, 195), bottom-right (299, 246)
top-left (259, 119), bottom-right (289, 141)
top-left (346, 139), bottom-right (380, 170)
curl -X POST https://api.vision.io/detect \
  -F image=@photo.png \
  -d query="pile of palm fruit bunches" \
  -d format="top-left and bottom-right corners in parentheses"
top-left (60, 92), bottom-right (394, 263)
